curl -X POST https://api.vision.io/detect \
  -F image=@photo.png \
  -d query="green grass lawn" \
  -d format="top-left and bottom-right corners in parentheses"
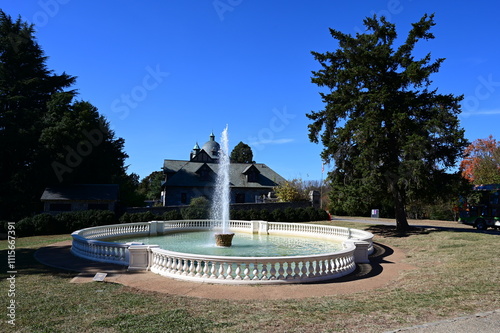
top-left (1, 221), bottom-right (499, 332)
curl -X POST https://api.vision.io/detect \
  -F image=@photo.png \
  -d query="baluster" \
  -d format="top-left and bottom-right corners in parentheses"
top-left (188, 260), bottom-right (196, 277)
top-left (175, 258), bottom-right (183, 275)
top-left (210, 261), bottom-right (218, 279)
top-left (293, 261), bottom-right (301, 279)
top-left (182, 259), bottom-right (189, 275)
top-left (325, 258), bottom-right (332, 275)
top-left (261, 263), bottom-right (269, 280)
top-left (202, 261), bottom-right (210, 278)
top-left (269, 263), bottom-right (276, 280)
top-left (243, 265), bottom-right (250, 280)
top-left (166, 255), bottom-right (173, 273)
top-left (300, 261), bottom-right (308, 280)
top-left (308, 260), bottom-right (315, 278)
top-left (277, 262), bottom-right (285, 280)
top-left (224, 263), bottom-right (233, 280)
top-left (234, 264), bottom-right (242, 280)
top-left (320, 259), bottom-right (327, 276)
top-left (252, 263), bottom-right (259, 280)
top-left (195, 260), bottom-right (203, 277)
top-left (153, 254), bottom-right (159, 272)
top-left (286, 262), bottom-right (293, 279)
top-left (218, 262), bottom-right (225, 279)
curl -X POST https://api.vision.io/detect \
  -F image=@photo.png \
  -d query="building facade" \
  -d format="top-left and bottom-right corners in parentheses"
top-left (161, 132), bottom-right (286, 206)
top-left (41, 184), bottom-right (119, 213)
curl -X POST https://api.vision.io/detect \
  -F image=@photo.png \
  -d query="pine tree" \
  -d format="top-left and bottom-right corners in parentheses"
top-left (230, 141), bottom-right (254, 163)
top-left (0, 11), bottom-right (75, 219)
top-left (307, 14), bottom-right (467, 230)
top-left (0, 11), bottom-right (134, 219)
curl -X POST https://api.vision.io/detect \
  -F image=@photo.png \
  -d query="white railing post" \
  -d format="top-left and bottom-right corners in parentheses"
top-left (149, 221), bottom-right (157, 236)
top-left (128, 245), bottom-right (160, 271)
top-left (258, 221), bottom-right (269, 235)
top-left (344, 240), bottom-right (370, 264)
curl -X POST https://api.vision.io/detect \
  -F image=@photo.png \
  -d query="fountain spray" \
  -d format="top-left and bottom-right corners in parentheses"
top-left (211, 126), bottom-right (233, 244)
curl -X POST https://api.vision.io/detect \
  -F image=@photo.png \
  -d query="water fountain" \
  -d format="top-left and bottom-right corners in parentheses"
top-left (70, 126), bottom-right (375, 284)
top-left (210, 125), bottom-right (234, 247)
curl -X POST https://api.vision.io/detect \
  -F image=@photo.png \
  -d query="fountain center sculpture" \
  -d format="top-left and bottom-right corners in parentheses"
top-left (210, 125), bottom-right (234, 246)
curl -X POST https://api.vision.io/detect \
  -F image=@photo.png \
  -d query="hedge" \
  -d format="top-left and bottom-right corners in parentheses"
top-left (9, 206), bottom-right (330, 237)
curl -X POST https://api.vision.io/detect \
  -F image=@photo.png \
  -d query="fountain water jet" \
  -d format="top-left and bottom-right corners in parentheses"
top-left (211, 125), bottom-right (234, 246)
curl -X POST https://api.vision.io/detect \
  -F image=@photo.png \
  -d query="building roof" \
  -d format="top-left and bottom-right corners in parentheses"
top-left (201, 132), bottom-right (220, 159)
top-left (162, 160), bottom-right (286, 189)
top-left (40, 184), bottom-right (119, 201)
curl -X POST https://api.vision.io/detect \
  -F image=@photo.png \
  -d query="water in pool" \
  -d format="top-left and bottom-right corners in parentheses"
top-left (110, 230), bottom-right (342, 257)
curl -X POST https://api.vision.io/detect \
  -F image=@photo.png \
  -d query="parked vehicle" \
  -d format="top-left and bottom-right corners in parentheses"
top-left (459, 184), bottom-right (500, 230)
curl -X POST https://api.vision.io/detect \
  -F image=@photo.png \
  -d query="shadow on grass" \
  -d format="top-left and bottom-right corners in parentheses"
top-left (0, 247), bottom-right (71, 278)
top-left (0, 243), bottom-right (134, 280)
top-left (313, 242), bottom-right (394, 284)
top-left (366, 224), bottom-right (500, 238)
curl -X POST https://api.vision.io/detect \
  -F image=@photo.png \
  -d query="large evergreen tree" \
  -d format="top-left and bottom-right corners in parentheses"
top-left (230, 141), bottom-right (254, 163)
top-left (307, 14), bottom-right (467, 230)
top-left (0, 11), bottom-right (134, 219)
top-left (0, 11), bottom-right (76, 219)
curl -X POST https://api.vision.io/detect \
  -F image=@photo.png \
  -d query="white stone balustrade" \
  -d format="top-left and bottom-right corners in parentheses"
top-left (149, 246), bottom-right (357, 284)
top-left (71, 220), bottom-right (374, 283)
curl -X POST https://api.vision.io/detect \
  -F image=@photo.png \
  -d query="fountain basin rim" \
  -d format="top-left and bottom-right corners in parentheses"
top-left (148, 242), bottom-right (356, 262)
top-left (71, 220), bottom-right (374, 284)
top-left (108, 229), bottom-right (349, 258)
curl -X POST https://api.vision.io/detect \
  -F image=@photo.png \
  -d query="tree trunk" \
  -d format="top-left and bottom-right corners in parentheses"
top-left (394, 190), bottom-right (410, 231)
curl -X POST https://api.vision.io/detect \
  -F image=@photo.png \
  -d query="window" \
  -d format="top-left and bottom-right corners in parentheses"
top-left (247, 171), bottom-right (258, 182)
top-left (181, 193), bottom-right (187, 204)
top-left (49, 203), bottom-right (71, 211)
top-left (87, 203), bottom-right (109, 210)
top-left (235, 193), bottom-right (245, 203)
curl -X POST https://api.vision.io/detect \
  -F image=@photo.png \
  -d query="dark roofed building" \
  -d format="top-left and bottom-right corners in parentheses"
top-left (41, 184), bottom-right (119, 213)
top-left (161, 132), bottom-right (286, 206)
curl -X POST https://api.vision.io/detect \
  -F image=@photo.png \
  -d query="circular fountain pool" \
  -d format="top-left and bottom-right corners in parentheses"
top-left (110, 230), bottom-right (343, 257)
top-left (71, 220), bottom-right (374, 284)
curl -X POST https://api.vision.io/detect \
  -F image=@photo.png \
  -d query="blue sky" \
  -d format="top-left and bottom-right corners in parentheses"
top-left (3, 1), bottom-right (500, 182)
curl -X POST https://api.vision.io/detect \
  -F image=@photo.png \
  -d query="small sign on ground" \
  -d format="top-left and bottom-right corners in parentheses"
top-left (93, 272), bottom-right (107, 282)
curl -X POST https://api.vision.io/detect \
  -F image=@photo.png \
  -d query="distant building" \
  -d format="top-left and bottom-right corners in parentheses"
top-left (40, 184), bottom-right (119, 213)
top-left (161, 132), bottom-right (286, 206)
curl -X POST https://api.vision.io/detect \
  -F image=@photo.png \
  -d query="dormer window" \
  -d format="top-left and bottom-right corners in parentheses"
top-left (247, 171), bottom-right (258, 182)
top-left (195, 164), bottom-right (212, 181)
top-left (242, 164), bottom-right (260, 183)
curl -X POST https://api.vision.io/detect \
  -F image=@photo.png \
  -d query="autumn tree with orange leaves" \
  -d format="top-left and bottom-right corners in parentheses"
top-left (460, 135), bottom-right (500, 185)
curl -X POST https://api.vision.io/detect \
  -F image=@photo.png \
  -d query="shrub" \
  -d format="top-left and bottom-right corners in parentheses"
top-left (284, 207), bottom-right (297, 222)
top-left (123, 211), bottom-right (160, 223)
top-left (271, 209), bottom-right (285, 222)
top-left (181, 197), bottom-right (209, 219)
top-left (163, 210), bottom-right (182, 220)
top-left (259, 209), bottom-right (271, 221)
top-left (0, 220), bottom-right (9, 233)
top-left (56, 212), bottom-right (85, 232)
top-left (119, 212), bottom-right (132, 223)
top-left (248, 209), bottom-right (260, 220)
top-left (15, 217), bottom-right (35, 237)
top-left (52, 210), bottom-right (117, 233)
top-left (32, 213), bottom-right (57, 235)
top-left (230, 209), bottom-right (243, 220)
